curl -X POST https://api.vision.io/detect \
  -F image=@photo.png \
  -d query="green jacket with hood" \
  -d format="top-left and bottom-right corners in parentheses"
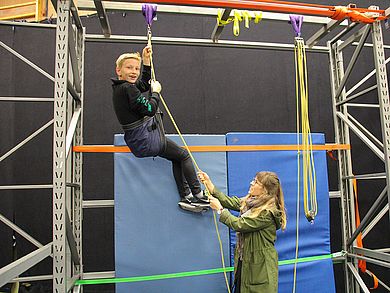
top-left (211, 187), bottom-right (282, 293)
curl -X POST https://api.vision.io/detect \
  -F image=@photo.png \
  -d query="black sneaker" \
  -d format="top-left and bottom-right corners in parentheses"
top-left (194, 190), bottom-right (209, 204)
top-left (178, 200), bottom-right (209, 213)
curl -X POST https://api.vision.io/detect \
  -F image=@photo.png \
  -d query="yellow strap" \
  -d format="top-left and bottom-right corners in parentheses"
top-left (216, 9), bottom-right (263, 37)
top-left (241, 10), bottom-right (251, 28)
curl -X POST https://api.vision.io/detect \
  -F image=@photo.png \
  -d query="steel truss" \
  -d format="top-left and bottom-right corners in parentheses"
top-left (328, 6), bottom-right (390, 293)
top-left (0, 1), bottom-right (389, 293)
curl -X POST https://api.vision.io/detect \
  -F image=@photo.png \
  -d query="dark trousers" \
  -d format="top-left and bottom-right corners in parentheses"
top-left (233, 259), bottom-right (242, 293)
top-left (159, 138), bottom-right (201, 198)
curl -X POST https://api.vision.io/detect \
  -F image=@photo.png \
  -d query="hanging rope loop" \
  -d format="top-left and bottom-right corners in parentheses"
top-left (294, 37), bottom-right (317, 223)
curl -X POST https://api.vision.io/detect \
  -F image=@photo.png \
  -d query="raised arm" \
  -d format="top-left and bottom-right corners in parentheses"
top-left (220, 210), bottom-right (275, 233)
top-left (198, 171), bottom-right (241, 211)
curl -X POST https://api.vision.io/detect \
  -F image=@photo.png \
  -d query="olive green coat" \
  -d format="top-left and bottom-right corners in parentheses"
top-left (212, 188), bottom-right (282, 293)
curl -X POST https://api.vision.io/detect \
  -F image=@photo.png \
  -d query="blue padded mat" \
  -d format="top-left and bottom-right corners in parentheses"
top-left (226, 132), bottom-right (335, 293)
top-left (114, 134), bottom-right (230, 293)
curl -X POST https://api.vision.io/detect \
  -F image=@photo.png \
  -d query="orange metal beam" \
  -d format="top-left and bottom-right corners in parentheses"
top-left (132, 0), bottom-right (387, 22)
top-left (73, 144), bottom-right (350, 153)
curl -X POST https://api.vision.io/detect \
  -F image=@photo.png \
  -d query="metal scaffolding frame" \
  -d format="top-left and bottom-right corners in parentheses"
top-left (0, 1), bottom-right (389, 292)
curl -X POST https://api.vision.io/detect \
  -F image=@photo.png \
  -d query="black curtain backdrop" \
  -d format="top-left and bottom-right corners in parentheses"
top-left (0, 0), bottom-right (389, 292)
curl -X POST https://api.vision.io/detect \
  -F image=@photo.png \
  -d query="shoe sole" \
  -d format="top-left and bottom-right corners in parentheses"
top-left (178, 202), bottom-right (209, 213)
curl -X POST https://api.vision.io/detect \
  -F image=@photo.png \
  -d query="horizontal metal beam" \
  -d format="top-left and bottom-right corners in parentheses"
top-left (0, 243), bottom-right (52, 288)
top-left (0, 97), bottom-right (54, 102)
top-left (348, 253), bottom-right (390, 269)
top-left (10, 274), bottom-right (53, 283)
top-left (0, 20), bottom-right (56, 28)
top-left (83, 271), bottom-right (115, 279)
top-left (345, 102), bottom-right (379, 108)
top-left (343, 173), bottom-right (386, 180)
top-left (82, 200), bottom-right (114, 208)
top-left (353, 247), bottom-right (390, 263)
top-left (329, 191), bottom-right (341, 198)
top-left (86, 34), bottom-right (328, 52)
top-left (0, 184), bottom-right (53, 190)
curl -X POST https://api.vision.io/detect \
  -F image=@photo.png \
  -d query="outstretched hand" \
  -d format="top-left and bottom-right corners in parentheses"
top-left (151, 80), bottom-right (162, 94)
top-left (197, 171), bottom-right (210, 183)
top-left (197, 170), bottom-right (215, 197)
top-left (142, 45), bottom-right (152, 66)
top-left (208, 195), bottom-right (223, 211)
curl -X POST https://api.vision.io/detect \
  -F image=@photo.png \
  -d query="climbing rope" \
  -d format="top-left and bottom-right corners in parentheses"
top-left (142, 5), bottom-right (231, 292)
top-left (291, 22), bottom-right (317, 293)
top-left (294, 36), bottom-right (317, 223)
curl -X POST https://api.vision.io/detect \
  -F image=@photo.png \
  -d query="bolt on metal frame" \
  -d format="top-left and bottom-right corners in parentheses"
top-left (0, 1), bottom-right (389, 292)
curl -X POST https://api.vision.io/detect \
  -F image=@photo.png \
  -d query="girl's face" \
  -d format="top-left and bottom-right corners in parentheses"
top-left (248, 177), bottom-right (266, 197)
top-left (116, 58), bottom-right (141, 84)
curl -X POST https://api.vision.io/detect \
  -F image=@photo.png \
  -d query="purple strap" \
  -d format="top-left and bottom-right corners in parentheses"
top-left (289, 15), bottom-right (303, 37)
top-left (142, 4), bottom-right (157, 26)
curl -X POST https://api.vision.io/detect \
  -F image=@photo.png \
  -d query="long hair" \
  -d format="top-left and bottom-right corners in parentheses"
top-left (240, 171), bottom-right (287, 230)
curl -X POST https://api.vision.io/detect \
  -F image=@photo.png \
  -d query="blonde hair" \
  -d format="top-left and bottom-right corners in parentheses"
top-left (241, 171), bottom-right (287, 230)
top-left (115, 52), bottom-right (141, 68)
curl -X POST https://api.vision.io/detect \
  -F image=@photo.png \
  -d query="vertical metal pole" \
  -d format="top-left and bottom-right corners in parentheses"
top-left (372, 19), bottom-right (390, 228)
top-left (53, 0), bottom-right (71, 292)
top-left (328, 40), bottom-right (355, 293)
top-left (72, 25), bottom-right (85, 292)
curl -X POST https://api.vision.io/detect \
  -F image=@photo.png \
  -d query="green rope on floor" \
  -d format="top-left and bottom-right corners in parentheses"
top-left (75, 253), bottom-right (337, 286)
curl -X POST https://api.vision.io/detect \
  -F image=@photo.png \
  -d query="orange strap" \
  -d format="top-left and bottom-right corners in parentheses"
top-left (352, 179), bottom-right (379, 289)
top-left (370, 272), bottom-right (379, 290)
top-left (352, 179), bottom-right (366, 272)
top-left (330, 6), bottom-right (380, 23)
top-left (72, 144), bottom-right (350, 153)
